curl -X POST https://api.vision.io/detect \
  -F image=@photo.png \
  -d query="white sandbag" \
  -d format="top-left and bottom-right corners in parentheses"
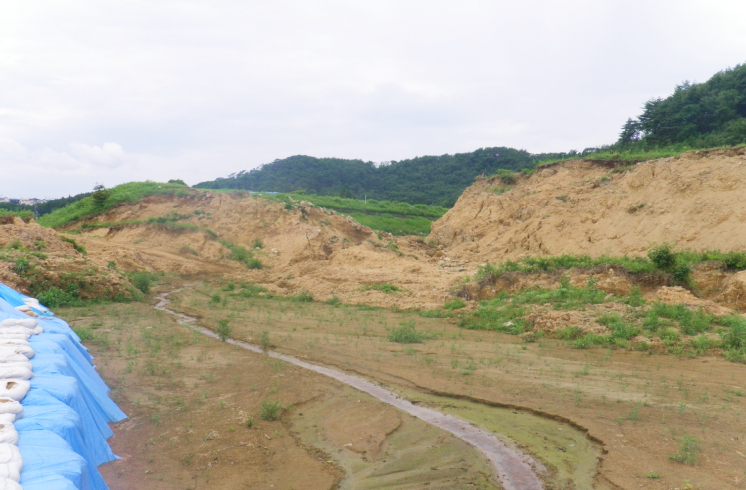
top-left (23, 297), bottom-right (49, 313)
top-left (0, 319), bottom-right (36, 329)
top-left (0, 355), bottom-right (28, 365)
top-left (0, 335), bottom-right (29, 342)
top-left (0, 425), bottom-right (18, 445)
top-left (0, 399), bottom-right (22, 416)
top-left (0, 381), bottom-right (28, 402)
top-left (0, 325), bottom-right (42, 336)
top-left (0, 416), bottom-right (15, 426)
top-left (0, 477), bottom-right (22, 490)
top-left (0, 367), bottom-right (33, 381)
top-left (0, 346), bottom-right (33, 360)
top-left (0, 445), bottom-right (20, 465)
top-left (0, 353), bottom-right (29, 364)
top-left (0, 341), bottom-right (30, 349)
top-left (0, 461), bottom-right (22, 482)
top-left (0, 360), bottom-right (32, 371)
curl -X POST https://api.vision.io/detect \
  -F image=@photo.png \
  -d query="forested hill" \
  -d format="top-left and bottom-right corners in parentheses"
top-left (618, 63), bottom-right (746, 148)
top-left (194, 147), bottom-right (542, 207)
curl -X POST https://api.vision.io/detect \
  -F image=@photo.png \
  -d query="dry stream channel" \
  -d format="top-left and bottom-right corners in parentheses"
top-left (156, 289), bottom-right (604, 489)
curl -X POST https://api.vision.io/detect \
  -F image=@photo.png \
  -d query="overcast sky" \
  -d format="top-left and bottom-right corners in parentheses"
top-left (2, 1), bottom-right (745, 198)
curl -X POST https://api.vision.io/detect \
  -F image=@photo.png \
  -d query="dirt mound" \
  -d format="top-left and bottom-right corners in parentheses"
top-left (653, 285), bottom-right (734, 315)
top-left (431, 147), bottom-right (746, 261)
top-left (69, 193), bottom-right (464, 309)
top-left (0, 217), bottom-right (135, 300)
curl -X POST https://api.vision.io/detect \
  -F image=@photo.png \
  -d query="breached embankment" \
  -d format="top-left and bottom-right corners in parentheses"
top-left (0, 282), bottom-right (125, 489)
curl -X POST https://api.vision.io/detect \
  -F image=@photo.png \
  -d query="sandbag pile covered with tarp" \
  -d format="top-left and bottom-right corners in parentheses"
top-left (0, 283), bottom-right (126, 490)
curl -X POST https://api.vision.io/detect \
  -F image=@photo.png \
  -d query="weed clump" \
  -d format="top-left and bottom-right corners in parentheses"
top-left (669, 435), bottom-right (701, 464)
top-left (388, 321), bottom-right (432, 343)
top-left (259, 399), bottom-right (284, 421)
top-left (216, 320), bottom-right (231, 342)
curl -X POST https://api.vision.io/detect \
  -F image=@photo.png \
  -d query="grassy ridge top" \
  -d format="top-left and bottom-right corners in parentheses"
top-left (37, 181), bottom-right (446, 236)
top-left (38, 181), bottom-right (193, 228)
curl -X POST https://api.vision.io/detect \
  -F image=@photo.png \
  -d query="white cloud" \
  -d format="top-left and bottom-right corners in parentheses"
top-left (68, 142), bottom-right (127, 169)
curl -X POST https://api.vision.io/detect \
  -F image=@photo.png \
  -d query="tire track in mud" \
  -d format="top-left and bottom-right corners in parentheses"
top-left (155, 290), bottom-right (546, 490)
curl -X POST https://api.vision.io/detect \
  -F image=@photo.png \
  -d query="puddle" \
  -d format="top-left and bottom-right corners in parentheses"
top-left (156, 290), bottom-right (602, 490)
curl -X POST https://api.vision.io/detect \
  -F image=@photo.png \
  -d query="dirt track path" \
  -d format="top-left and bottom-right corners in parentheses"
top-left (155, 289), bottom-right (546, 490)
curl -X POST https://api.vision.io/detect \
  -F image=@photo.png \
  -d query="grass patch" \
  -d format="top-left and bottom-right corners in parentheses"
top-left (362, 283), bottom-right (402, 294)
top-left (38, 181), bottom-right (192, 228)
top-left (388, 321), bottom-right (433, 343)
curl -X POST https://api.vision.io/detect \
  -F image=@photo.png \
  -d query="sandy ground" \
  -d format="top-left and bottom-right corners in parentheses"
top-left (57, 282), bottom-right (497, 490)
top-left (169, 283), bottom-right (746, 490)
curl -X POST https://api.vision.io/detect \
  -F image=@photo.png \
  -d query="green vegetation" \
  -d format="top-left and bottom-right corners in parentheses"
top-left (194, 148), bottom-right (540, 207)
top-left (0, 209), bottom-right (34, 224)
top-left (132, 271), bottom-right (158, 294)
top-left (38, 181), bottom-right (192, 228)
top-left (291, 290), bottom-right (314, 302)
top-left (60, 236), bottom-right (86, 254)
top-left (443, 298), bottom-right (467, 310)
top-left (362, 283), bottom-right (402, 294)
top-left (388, 321), bottom-right (433, 343)
top-left (216, 320), bottom-right (231, 341)
top-left (460, 267), bottom-right (746, 363)
top-left (254, 191), bottom-right (447, 235)
top-left (475, 247), bottom-right (746, 284)
top-left (259, 399), bottom-right (283, 421)
top-left (669, 435), bottom-right (702, 465)
top-left (538, 64), bottom-right (746, 166)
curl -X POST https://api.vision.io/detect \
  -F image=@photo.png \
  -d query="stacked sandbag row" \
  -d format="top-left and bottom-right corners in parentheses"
top-left (0, 283), bottom-right (127, 490)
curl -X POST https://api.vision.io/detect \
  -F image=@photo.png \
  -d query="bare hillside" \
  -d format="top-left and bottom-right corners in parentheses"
top-left (431, 147), bottom-right (746, 260)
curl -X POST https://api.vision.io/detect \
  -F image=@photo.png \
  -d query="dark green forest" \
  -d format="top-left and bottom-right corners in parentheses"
top-left (618, 63), bottom-right (746, 148)
top-left (194, 147), bottom-right (548, 207)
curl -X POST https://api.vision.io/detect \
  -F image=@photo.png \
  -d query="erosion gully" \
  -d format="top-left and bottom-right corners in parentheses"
top-left (156, 289), bottom-right (602, 490)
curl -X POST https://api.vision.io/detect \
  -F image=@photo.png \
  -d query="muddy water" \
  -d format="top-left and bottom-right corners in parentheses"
top-left (156, 290), bottom-right (599, 490)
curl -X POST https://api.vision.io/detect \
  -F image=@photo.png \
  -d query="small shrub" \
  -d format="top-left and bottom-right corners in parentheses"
top-left (325, 295), bottom-right (341, 306)
top-left (259, 330), bottom-right (271, 352)
top-left (246, 258), bottom-right (263, 269)
top-left (388, 322), bottom-right (431, 343)
top-left (210, 294), bottom-right (221, 304)
top-left (648, 244), bottom-right (677, 270)
top-left (292, 290), bottom-right (313, 302)
top-left (222, 283), bottom-right (235, 291)
top-left (259, 399), bottom-right (284, 421)
top-left (216, 320), bottom-right (231, 341)
top-left (245, 415), bottom-right (254, 428)
top-left (132, 271), bottom-right (155, 294)
top-left (669, 435), bottom-right (701, 464)
top-left (12, 257), bottom-right (30, 275)
top-left (252, 238), bottom-right (264, 249)
top-left (443, 298), bottom-right (466, 310)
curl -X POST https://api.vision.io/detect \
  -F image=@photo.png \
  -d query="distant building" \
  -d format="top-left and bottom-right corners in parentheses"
top-left (0, 197), bottom-right (8, 203)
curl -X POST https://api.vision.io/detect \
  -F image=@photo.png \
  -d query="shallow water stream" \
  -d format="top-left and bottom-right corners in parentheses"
top-left (156, 289), bottom-right (603, 489)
